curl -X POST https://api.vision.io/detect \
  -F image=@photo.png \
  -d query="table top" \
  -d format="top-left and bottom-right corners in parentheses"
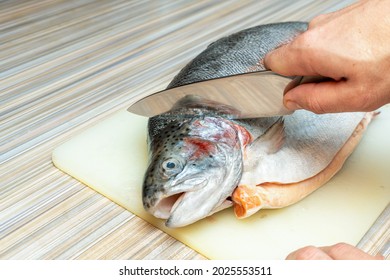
top-left (1, 0), bottom-right (388, 260)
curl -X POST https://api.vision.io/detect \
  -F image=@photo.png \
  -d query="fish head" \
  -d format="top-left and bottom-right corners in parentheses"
top-left (143, 116), bottom-right (249, 227)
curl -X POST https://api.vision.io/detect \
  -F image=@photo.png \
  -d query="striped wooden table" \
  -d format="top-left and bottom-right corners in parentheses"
top-left (1, 0), bottom-right (388, 259)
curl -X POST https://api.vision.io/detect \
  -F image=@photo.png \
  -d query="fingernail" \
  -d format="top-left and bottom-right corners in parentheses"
top-left (285, 100), bottom-right (302, 110)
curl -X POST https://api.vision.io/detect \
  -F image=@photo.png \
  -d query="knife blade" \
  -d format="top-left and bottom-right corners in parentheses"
top-left (127, 70), bottom-right (322, 119)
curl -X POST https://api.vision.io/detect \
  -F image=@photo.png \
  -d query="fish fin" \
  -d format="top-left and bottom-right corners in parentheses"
top-left (248, 117), bottom-right (285, 155)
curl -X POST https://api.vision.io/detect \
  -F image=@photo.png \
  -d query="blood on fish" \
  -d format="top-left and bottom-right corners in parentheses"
top-left (184, 138), bottom-right (216, 159)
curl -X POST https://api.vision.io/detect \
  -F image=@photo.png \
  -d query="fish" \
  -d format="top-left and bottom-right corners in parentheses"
top-left (142, 22), bottom-right (376, 227)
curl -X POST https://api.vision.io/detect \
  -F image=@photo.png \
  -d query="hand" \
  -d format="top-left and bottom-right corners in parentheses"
top-left (286, 243), bottom-right (385, 260)
top-left (264, 0), bottom-right (390, 114)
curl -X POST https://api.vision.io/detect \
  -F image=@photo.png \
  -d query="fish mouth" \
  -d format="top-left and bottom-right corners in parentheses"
top-left (151, 193), bottom-right (184, 219)
top-left (145, 149), bottom-right (243, 227)
top-left (151, 177), bottom-right (208, 219)
top-left (165, 190), bottom-right (233, 228)
top-left (146, 177), bottom-right (207, 219)
top-left (149, 177), bottom-right (232, 227)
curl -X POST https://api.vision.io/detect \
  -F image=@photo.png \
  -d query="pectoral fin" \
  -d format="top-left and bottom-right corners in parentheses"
top-left (248, 117), bottom-right (285, 155)
top-left (244, 118), bottom-right (285, 169)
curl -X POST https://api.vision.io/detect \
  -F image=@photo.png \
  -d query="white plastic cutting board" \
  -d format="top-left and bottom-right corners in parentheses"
top-left (52, 106), bottom-right (390, 259)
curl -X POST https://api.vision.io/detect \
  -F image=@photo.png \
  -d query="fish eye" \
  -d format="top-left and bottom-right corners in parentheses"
top-left (166, 162), bottom-right (176, 169)
top-left (162, 158), bottom-right (183, 177)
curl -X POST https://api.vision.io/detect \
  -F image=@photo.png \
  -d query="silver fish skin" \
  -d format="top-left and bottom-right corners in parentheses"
top-left (143, 22), bottom-right (310, 227)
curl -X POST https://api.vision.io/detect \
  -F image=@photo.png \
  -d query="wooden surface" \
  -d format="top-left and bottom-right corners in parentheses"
top-left (1, 0), bottom-right (388, 260)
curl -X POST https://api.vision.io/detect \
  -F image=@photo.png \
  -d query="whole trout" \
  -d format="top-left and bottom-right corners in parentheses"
top-left (142, 22), bottom-right (375, 227)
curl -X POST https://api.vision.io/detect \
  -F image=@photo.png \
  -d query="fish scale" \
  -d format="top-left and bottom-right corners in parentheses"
top-left (167, 22), bottom-right (308, 88)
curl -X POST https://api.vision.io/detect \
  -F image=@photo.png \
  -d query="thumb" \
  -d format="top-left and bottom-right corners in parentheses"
top-left (283, 81), bottom-right (357, 114)
top-left (264, 39), bottom-right (317, 76)
top-left (264, 45), bottom-right (294, 75)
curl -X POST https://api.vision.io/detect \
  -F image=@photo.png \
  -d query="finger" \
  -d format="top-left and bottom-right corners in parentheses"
top-left (319, 243), bottom-right (385, 260)
top-left (283, 80), bottom-right (370, 114)
top-left (264, 33), bottom-right (319, 76)
top-left (286, 246), bottom-right (333, 260)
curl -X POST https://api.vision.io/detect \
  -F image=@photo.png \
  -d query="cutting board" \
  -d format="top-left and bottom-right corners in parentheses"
top-left (52, 106), bottom-right (390, 259)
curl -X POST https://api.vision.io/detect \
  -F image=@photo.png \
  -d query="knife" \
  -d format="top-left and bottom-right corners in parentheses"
top-left (127, 70), bottom-right (326, 119)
